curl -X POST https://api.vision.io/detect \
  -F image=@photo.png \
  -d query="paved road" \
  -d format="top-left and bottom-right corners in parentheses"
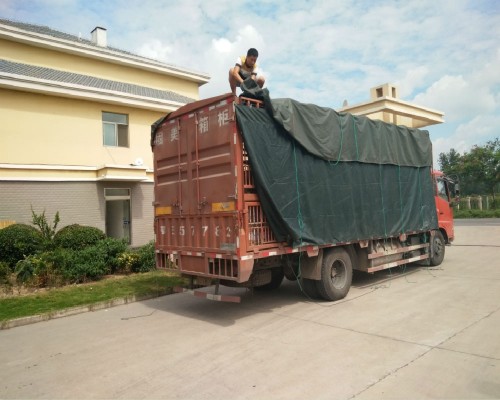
top-left (455, 217), bottom-right (500, 227)
top-left (1, 223), bottom-right (499, 399)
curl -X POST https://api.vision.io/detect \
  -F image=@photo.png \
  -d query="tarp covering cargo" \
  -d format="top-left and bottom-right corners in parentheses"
top-left (235, 99), bottom-right (438, 246)
top-left (267, 98), bottom-right (432, 167)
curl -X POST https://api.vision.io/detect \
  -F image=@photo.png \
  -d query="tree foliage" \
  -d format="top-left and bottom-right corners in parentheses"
top-left (438, 138), bottom-right (499, 199)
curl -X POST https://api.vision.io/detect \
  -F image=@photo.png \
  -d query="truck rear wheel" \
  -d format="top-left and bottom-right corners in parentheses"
top-left (429, 230), bottom-right (445, 266)
top-left (317, 248), bottom-right (352, 301)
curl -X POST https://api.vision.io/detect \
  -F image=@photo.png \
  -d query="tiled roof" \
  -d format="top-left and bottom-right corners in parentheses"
top-left (0, 18), bottom-right (209, 80)
top-left (0, 59), bottom-right (195, 103)
top-left (2, 18), bottom-right (98, 44)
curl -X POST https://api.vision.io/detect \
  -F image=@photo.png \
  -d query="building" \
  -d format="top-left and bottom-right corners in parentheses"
top-left (339, 83), bottom-right (444, 129)
top-left (0, 19), bottom-right (209, 245)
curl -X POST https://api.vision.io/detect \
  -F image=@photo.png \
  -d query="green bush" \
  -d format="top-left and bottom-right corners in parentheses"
top-left (93, 237), bottom-right (128, 274)
top-left (61, 245), bottom-right (110, 283)
top-left (117, 251), bottom-right (141, 274)
top-left (16, 238), bottom-right (128, 285)
top-left (135, 241), bottom-right (156, 273)
top-left (116, 241), bottom-right (156, 274)
top-left (15, 254), bottom-right (43, 285)
top-left (39, 248), bottom-right (74, 286)
top-left (0, 261), bottom-right (11, 285)
top-left (0, 224), bottom-right (43, 269)
top-left (454, 209), bottom-right (500, 218)
top-left (53, 224), bottom-right (105, 251)
top-left (15, 253), bottom-right (65, 287)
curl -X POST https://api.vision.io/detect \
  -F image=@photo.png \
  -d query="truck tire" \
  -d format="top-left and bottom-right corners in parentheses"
top-left (429, 230), bottom-right (445, 266)
top-left (283, 257), bottom-right (299, 281)
top-left (299, 278), bottom-right (322, 299)
top-left (255, 267), bottom-right (285, 290)
top-left (317, 248), bottom-right (353, 301)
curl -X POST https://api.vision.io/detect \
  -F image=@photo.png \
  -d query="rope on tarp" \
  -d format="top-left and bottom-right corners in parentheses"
top-left (292, 139), bottom-right (305, 245)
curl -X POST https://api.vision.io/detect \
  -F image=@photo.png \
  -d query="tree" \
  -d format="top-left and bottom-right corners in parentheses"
top-left (462, 138), bottom-right (499, 200)
top-left (438, 138), bottom-right (499, 200)
top-left (438, 148), bottom-right (462, 178)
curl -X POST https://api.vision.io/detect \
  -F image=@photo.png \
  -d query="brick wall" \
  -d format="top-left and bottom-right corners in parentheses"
top-left (0, 181), bottom-right (154, 246)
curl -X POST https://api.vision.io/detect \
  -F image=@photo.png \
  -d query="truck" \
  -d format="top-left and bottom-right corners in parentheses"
top-left (151, 92), bottom-right (455, 302)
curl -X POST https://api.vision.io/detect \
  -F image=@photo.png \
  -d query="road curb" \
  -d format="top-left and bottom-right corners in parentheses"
top-left (0, 289), bottom-right (173, 330)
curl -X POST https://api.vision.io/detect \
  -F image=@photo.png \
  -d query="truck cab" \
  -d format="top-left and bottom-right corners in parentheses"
top-left (432, 170), bottom-right (456, 244)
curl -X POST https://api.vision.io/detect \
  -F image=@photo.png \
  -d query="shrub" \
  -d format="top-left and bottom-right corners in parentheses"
top-left (117, 251), bottom-right (141, 274)
top-left (454, 209), bottom-right (500, 218)
top-left (116, 241), bottom-right (156, 274)
top-left (0, 224), bottom-right (43, 269)
top-left (39, 248), bottom-right (74, 286)
top-left (93, 237), bottom-right (128, 274)
top-left (61, 245), bottom-right (110, 283)
top-left (31, 208), bottom-right (60, 249)
top-left (135, 241), bottom-right (156, 273)
top-left (0, 261), bottom-right (11, 285)
top-left (15, 254), bottom-right (43, 285)
top-left (53, 224), bottom-right (105, 251)
top-left (15, 253), bottom-right (65, 287)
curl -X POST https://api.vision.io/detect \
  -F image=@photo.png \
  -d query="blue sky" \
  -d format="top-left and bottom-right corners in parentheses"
top-left (2, 0), bottom-right (499, 167)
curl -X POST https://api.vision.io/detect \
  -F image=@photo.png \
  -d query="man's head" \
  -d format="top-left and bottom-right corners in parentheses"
top-left (245, 48), bottom-right (259, 67)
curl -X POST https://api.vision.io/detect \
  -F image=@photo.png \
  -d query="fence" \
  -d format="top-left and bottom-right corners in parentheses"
top-left (456, 196), bottom-right (497, 210)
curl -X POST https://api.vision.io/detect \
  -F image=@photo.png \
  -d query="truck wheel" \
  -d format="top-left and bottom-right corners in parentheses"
top-left (429, 230), bottom-right (445, 266)
top-left (299, 278), bottom-right (322, 299)
top-left (317, 248), bottom-right (352, 301)
top-left (283, 257), bottom-right (299, 281)
top-left (255, 268), bottom-right (285, 290)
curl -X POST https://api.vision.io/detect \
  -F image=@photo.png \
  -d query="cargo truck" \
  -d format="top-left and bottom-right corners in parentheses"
top-left (151, 93), bottom-right (455, 302)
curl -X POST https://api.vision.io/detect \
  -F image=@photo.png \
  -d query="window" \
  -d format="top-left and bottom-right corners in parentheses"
top-left (436, 179), bottom-right (449, 201)
top-left (103, 112), bottom-right (129, 147)
top-left (104, 188), bottom-right (131, 199)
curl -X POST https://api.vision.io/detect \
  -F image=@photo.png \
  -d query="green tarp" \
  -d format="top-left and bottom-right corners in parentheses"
top-left (268, 98), bottom-right (433, 167)
top-left (235, 100), bottom-right (438, 246)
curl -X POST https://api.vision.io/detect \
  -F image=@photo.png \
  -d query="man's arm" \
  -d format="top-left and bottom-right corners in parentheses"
top-left (232, 65), bottom-right (244, 84)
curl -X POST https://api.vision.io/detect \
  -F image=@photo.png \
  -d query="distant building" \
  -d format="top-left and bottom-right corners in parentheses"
top-left (0, 19), bottom-right (209, 245)
top-left (340, 83), bottom-right (444, 129)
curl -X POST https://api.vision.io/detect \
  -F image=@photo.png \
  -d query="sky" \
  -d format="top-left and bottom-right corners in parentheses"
top-left (1, 0), bottom-right (499, 167)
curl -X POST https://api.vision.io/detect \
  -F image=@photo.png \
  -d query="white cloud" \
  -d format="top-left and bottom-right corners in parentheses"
top-left (137, 39), bottom-right (172, 61)
top-left (396, 65), bottom-right (430, 98)
top-left (432, 114), bottom-right (500, 167)
top-left (212, 38), bottom-right (232, 53)
top-left (412, 74), bottom-right (497, 122)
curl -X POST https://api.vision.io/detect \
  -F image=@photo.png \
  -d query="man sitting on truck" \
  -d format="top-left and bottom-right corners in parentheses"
top-left (229, 48), bottom-right (265, 95)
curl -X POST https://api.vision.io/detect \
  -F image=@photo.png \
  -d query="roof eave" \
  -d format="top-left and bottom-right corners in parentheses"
top-left (0, 73), bottom-right (188, 113)
top-left (339, 97), bottom-right (445, 127)
top-left (0, 23), bottom-right (211, 85)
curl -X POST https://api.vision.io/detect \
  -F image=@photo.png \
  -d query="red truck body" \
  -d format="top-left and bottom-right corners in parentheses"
top-left (152, 93), bottom-right (454, 301)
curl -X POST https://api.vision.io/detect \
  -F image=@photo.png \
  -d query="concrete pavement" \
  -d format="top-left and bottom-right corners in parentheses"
top-left (0, 221), bottom-right (499, 399)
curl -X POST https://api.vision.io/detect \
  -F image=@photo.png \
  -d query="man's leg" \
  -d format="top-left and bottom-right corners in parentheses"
top-left (257, 76), bottom-right (265, 88)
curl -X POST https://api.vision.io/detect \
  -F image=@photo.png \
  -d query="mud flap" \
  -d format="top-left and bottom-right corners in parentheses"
top-left (298, 249), bottom-right (323, 280)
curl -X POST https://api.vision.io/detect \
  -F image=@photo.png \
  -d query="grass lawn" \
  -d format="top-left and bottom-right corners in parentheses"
top-left (0, 270), bottom-right (186, 323)
top-left (453, 209), bottom-right (500, 218)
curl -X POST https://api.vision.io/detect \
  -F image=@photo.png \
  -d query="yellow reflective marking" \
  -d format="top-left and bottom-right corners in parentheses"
top-left (155, 206), bottom-right (172, 215)
top-left (212, 201), bottom-right (235, 212)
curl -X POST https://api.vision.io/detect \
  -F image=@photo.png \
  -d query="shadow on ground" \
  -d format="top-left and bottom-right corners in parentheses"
top-left (141, 264), bottom-right (432, 328)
